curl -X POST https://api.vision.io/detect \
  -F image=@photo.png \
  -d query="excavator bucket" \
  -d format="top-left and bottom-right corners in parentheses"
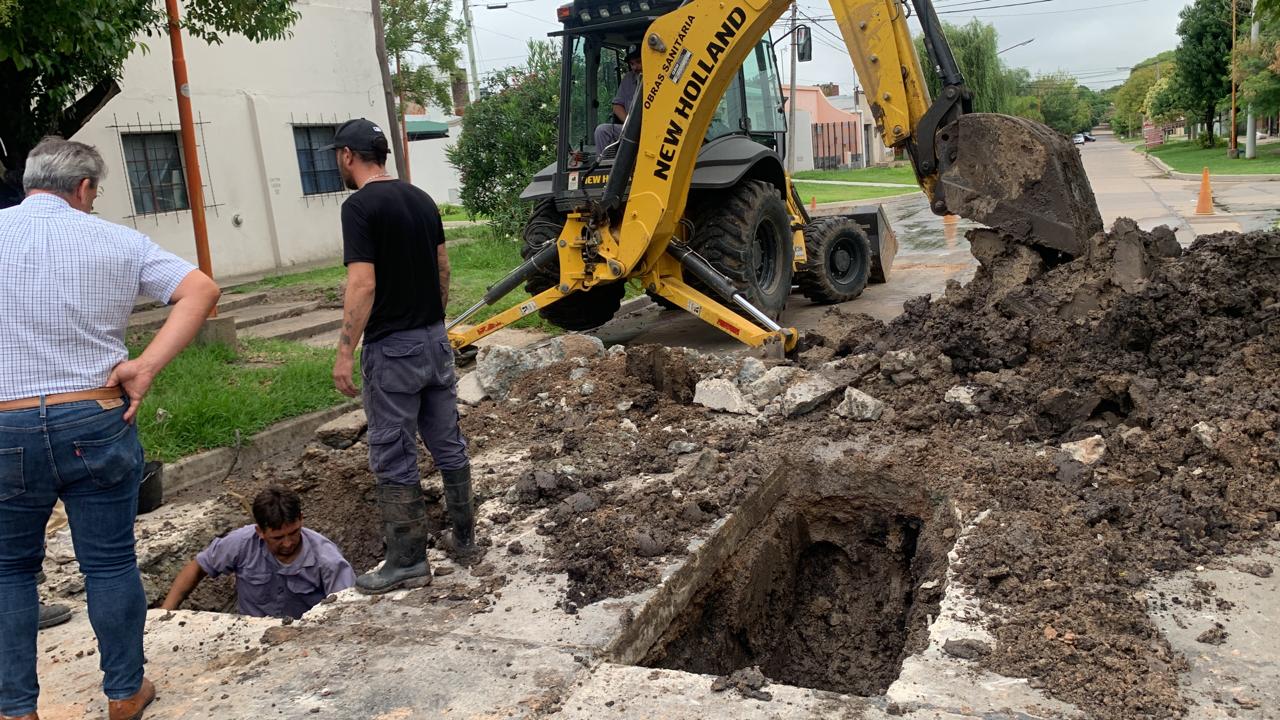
top-left (935, 113), bottom-right (1103, 257)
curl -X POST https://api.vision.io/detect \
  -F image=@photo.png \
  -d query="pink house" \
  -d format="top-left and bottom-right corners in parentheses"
top-left (782, 85), bottom-right (867, 169)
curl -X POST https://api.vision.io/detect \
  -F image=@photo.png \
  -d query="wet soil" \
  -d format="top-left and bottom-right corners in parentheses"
top-left (643, 459), bottom-right (955, 696)
top-left (150, 221), bottom-right (1279, 719)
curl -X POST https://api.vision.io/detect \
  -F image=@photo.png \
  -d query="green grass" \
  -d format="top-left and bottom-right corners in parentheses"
top-left (791, 181), bottom-right (917, 205)
top-left (445, 228), bottom-right (559, 333)
top-left (1139, 138), bottom-right (1280, 174)
top-left (237, 265), bottom-right (347, 294)
top-left (131, 338), bottom-right (348, 462)
top-left (791, 165), bottom-right (917, 185)
top-left (439, 202), bottom-right (486, 223)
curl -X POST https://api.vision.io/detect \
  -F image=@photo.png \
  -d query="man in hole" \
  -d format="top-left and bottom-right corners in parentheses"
top-left (161, 487), bottom-right (355, 619)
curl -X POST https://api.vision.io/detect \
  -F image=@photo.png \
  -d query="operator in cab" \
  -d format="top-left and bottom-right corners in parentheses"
top-left (593, 45), bottom-right (643, 151)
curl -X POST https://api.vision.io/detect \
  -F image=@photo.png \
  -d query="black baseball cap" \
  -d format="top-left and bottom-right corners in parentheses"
top-left (320, 118), bottom-right (388, 152)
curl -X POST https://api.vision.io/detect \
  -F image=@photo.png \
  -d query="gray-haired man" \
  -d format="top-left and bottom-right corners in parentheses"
top-left (0, 137), bottom-right (221, 720)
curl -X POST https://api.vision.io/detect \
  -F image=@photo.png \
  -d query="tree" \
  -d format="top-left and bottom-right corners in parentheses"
top-left (1173, 0), bottom-right (1251, 147)
top-left (384, 0), bottom-right (465, 113)
top-left (1236, 21), bottom-right (1280, 118)
top-left (1109, 52), bottom-right (1174, 137)
top-left (914, 20), bottom-right (1010, 114)
top-left (446, 41), bottom-right (560, 238)
top-left (1144, 74), bottom-right (1184, 124)
top-left (0, 0), bottom-right (298, 206)
top-left (1032, 73), bottom-right (1093, 135)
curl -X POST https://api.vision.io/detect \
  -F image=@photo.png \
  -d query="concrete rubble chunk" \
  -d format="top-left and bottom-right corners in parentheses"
top-left (474, 335), bottom-right (605, 400)
top-left (879, 350), bottom-right (918, 376)
top-left (735, 357), bottom-right (767, 386)
top-left (315, 409), bottom-right (366, 449)
top-left (1060, 435), bottom-right (1106, 465)
top-left (455, 373), bottom-right (488, 406)
top-left (944, 385), bottom-right (980, 414)
top-left (746, 366), bottom-right (804, 405)
top-left (834, 387), bottom-right (885, 421)
top-left (1191, 421), bottom-right (1217, 448)
top-left (693, 378), bottom-right (756, 415)
top-left (781, 374), bottom-right (839, 417)
top-left (667, 440), bottom-right (698, 455)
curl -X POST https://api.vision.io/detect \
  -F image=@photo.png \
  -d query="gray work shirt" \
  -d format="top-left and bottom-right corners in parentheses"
top-left (612, 70), bottom-right (640, 113)
top-left (196, 525), bottom-right (356, 619)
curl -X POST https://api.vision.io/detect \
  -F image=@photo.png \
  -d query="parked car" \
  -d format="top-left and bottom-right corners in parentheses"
top-left (1082, 133), bottom-right (1096, 142)
top-left (1072, 133), bottom-right (1085, 145)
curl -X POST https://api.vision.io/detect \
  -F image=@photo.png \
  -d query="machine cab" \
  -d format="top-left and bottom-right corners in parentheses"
top-left (521, 0), bottom-right (791, 207)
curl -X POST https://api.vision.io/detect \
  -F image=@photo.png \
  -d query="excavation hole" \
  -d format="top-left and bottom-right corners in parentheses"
top-left (640, 464), bottom-right (954, 696)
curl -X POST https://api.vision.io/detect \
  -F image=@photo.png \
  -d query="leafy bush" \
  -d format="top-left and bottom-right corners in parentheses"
top-left (447, 41), bottom-right (560, 238)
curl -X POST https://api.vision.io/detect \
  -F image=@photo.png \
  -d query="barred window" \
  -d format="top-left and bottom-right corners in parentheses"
top-left (293, 125), bottom-right (344, 195)
top-left (122, 133), bottom-right (190, 215)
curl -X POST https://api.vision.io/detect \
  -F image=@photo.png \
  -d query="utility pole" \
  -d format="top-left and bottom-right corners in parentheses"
top-left (372, 0), bottom-right (406, 176)
top-left (462, 0), bottom-right (482, 102)
top-left (1229, 0), bottom-right (1239, 158)
top-left (164, 0), bottom-right (214, 298)
top-left (1246, 0), bottom-right (1260, 159)
top-left (397, 53), bottom-right (412, 182)
top-left (786, 1), bottom-right (798, 175)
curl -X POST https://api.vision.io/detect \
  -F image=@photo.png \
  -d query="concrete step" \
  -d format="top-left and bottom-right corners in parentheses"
top-left (226, 300), bottom-right (321, 330)
top-left (301, 328), bottom-right (342, 349)
top-left (128, 292), bottom-right (269, 332)
top-left (240, 308), bottom-right (344, 342)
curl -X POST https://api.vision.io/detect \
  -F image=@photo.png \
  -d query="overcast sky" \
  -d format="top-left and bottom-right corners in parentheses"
top-left (463, 0), bottom-right (1184, 93)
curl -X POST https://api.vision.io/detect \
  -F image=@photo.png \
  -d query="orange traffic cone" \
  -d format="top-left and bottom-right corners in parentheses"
top-left (810, 196), bottom-right (817, 211)
top-left (1195, 167), bottom-right (1214, 215)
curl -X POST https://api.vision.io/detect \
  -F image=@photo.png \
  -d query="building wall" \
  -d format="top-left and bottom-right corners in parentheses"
top-left (406, 116), bottom-right (463, 205)
top-left (74, 0), bottom-right (397, 281)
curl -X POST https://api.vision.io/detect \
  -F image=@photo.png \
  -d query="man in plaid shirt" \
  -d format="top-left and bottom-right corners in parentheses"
top-left (0, 137), bottom-right (220, 720)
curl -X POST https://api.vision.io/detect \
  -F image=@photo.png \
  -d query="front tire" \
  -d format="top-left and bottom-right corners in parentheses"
top-left (520, 200), bottom-right (625, 331)
top-left (797, 216), bottom-right (872, 304)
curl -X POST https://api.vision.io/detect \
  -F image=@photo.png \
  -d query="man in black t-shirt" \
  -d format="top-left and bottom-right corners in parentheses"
top-left (326, 118), bottom-right (476, 595)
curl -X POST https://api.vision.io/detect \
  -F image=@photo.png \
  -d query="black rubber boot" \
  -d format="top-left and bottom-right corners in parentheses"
top-left (356, 484), bottom-right (432, 595)
top-left (438, 465), bottom-right (482, 564)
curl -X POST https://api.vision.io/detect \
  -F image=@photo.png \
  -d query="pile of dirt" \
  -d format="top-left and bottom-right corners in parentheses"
top-left (204, 221), bottom-right (1276, 719)
top-left (789, 223), bottom-right (1280, 717)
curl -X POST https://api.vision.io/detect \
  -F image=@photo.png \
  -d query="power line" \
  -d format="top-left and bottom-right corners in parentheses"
top-left (938, 0), bottom-right (1056, 14)
top-left (965, 0), bottom-right (1149, 17)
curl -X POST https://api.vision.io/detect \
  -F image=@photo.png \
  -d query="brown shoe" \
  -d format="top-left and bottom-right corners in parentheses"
top-left (0, 712), bottom-right (39, 719)
top-left (107, 677), bottom-right (155, 720)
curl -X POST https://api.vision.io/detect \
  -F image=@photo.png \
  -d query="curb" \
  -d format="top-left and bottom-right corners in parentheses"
top-left (1140, 149), bottom-right (1280, 182)
top-left (161, 400), bottom-right (361, 497)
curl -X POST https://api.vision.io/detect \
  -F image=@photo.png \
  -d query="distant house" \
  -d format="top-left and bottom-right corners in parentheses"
top-left (781, 86), bottom-right (894, 171)
top-left (73, 0), bottom-right (397, 281)
top-left (403, 116), bottom-right (464, 206)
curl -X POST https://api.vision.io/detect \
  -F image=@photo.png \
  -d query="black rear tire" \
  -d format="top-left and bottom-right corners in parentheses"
top-left (687, 180), bottom-right (793, 319)
top-left (520, 199), bottom-right (625, 331)
top-left (797, 216), bottom-right (872, 304)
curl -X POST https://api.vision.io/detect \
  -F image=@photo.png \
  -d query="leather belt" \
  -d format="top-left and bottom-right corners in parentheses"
top-left (0, 387), bottom-right (125, 412)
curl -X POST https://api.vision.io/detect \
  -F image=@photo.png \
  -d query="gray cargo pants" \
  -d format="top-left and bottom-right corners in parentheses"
top-left (360, 323), bottom-right (469, 485)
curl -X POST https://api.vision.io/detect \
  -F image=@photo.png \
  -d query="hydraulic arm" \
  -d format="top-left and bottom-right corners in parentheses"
top-left (447, 0), bottom-right (1102, 352)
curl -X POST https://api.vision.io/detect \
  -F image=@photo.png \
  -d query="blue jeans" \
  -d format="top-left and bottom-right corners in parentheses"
top-left (361, 323), bottom-right (469, 485)
top-left (0, 399), bottom-right (146, 716)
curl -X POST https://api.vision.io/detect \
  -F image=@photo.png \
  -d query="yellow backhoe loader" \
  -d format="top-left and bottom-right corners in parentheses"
top-left (446, 0), bottom-right (1101, 354)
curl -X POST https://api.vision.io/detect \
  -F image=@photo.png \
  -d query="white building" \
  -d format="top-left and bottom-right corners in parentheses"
top-left (73, 0), bottom-right (399, 281)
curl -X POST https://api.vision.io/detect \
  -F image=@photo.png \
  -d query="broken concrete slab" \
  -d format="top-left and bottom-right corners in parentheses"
top-left (315, 408), bottom-right (367, 449)
top-left (1147, 542), bottom-right (1280, 719)
top-left (456, 372), bottom-right (488, 406)
top-left (475, 336), bottom-right (606, 399)
top-left (745, 366), bottom-right (804, 405)
top-left (834, 387), bottom-right (885, 421)
top-left (781, 374), bottom-right (839, 417)
top-left (694, 378), bottom-right (756, 415)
